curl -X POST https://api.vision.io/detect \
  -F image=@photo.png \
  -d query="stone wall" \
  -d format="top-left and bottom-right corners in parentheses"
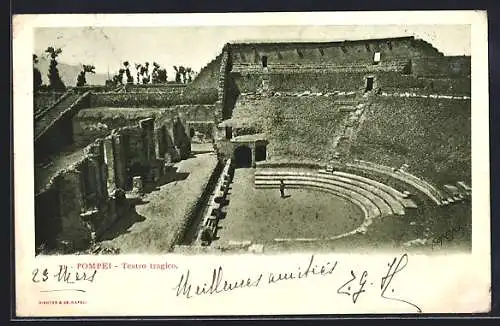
top-left (231, 73), bottom-right (263, 93)
top-left (73, 104), bottom-right (215, 147)
top-left (229, 37), bottom-right (442, 65)
top-left (35, 138), bottom-right (110, 252)
top-left (190, 52), bottom-right (224, 89)
top-left (89, 89), bottom-right (218, 108)
top-left (229, 70), bottom-right (470, 95)
top-left (377, 73), bottom-right (471, 96)
top-left (34, 92), bottom-right (65, 112)
top-left (186, 121), bottom-right (215, 143)
top-left (217, 44), bottom-right (231, 121)
top-left (122, 83), bottom-right (187, 92)
top-left (35, 92), bottom-right (91, 163)
top-left (35, 117), bottom-right (177, 252)
top-left (267, 71), bottom-right (369, 92)
top-left (35, 114), bottom-right (75, 162)
top-left (35, 188), bottom-right (61, 249)
top-left (412, 56), bottom-right (471, 77)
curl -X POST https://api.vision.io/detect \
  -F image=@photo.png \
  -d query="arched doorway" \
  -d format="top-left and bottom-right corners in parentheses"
top-left (365, 76), bottom-right (374, 92)
top-left (255, 143), bottom-right (267, 162)
top-left (173, 118), bottom-right (191, 160)
top-left (234, 145), bottom-right (252, 168)
top-left (261, 55), bottom-right (268, 68)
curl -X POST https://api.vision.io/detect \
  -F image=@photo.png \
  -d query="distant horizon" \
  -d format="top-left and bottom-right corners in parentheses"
top-left (34, 25), bottom-right (471, 82)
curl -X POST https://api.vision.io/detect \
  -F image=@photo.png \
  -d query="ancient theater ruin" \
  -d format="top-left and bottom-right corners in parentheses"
top-left (34, 36), bottom-right (471, 254)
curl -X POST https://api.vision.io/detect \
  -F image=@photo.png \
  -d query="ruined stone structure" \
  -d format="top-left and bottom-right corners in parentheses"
top-left (34, 85), bottom-right (204, 252)
top-left (212, 36), bottom-right (470, 170)
top-left (33, 35), bottom-right (471, 253)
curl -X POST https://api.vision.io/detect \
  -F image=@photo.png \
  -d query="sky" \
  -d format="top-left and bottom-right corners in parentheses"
top-left (34, 25), bottom-right (471, 81)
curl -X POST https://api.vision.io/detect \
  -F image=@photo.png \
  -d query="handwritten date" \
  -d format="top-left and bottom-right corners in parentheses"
top-left (32, 265), bottom-right (97, 293)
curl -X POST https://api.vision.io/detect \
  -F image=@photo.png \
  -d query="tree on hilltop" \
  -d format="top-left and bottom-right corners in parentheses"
top-left (173, 66), bottom-right (181, 83)
top-left (105, 68), bottom-right (125, 88)
top-left (151, 62), bottom-right (160, 83)
top-left (123, 61), bottom-right (133, 84)
top-left (186, 67), bottom-right (193, 83)
top-left (141, 62), bottom-right (151, 84)
top-left (117, 68), bottom-right (125, 84)
top-left (179, 66), bottom-right (186, 83)
top-left (45, 47), bottom-right (66, 91)
top-left (76, 64), bottom-right (96, 87)
top-left (157, 68), bottom-right (168, 83)
top-left (151, 62), bottom-right (168, 84)
top-left (135, 63), bottom-right (142, 84)
top-left (33, 54), bottom-right (43, 93)
top-left (173, 66), bottom-right (194, 84)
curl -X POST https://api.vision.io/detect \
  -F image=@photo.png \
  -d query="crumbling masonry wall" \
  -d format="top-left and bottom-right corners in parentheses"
top-left (73, 105), bottom-right (214, 146)
top-left (35, 139), bottom-right (110, 251)
top-left (229, 37), bottom-right (443, 66)
top-left (35, 117), bottom-right (172, 252)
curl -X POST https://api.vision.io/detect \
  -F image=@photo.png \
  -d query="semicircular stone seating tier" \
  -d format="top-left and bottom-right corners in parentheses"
top-left (254, 170), bottom-right (416, 223)
top-left (347, 159), bottom-right (446, 206)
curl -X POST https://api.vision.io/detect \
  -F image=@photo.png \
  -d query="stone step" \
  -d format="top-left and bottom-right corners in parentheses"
top-left (256, 176), bottom-right (396, 217)
top-left (256, 171), bottom-right (405, 214)
top-left (255, 181), bottom-right (380, 219)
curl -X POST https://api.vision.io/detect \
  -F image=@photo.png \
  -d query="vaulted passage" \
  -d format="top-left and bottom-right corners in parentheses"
top-left (255, 144), bottom-right (267, 162)
top-left (365, 77), bottom-right (374, 92)
top-left (261, 55), bottom-right (268, 68)
top-left (234, 145), bottom-right (252, 168)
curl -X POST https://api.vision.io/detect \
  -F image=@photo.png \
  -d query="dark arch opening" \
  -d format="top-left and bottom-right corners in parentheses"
top-left (35, 188), bottom-right (62, 252)
top-left (255, 144), bottom-right (267, 162)
top-left (234, 145), bottom-right (252, 168)
top-left (173, 118), bottom-right (191, 160)
top-left (365, 77), bottom-right (374, 92)
top-left (189, 127), bottom-right (195, 138)
top-left (261, 55), bottom-right (268, 68)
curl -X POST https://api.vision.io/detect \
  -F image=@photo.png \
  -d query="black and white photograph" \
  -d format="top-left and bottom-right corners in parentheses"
top-left (32, 24), bottom-right (473, 255)
top-left (13, 11), bottom-right (490, 316)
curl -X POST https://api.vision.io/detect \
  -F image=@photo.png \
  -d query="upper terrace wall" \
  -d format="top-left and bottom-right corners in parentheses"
top-left (229, 37), bottom-right (443, 66)
top-left (231, 70), bottom-right (470, 95)
top-left (89, 88), bottom-right (218, 108)
top-left (412, 56), bottom-right (471, 77)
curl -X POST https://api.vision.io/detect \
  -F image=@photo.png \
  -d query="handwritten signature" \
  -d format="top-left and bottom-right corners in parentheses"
top-left (173, 253), bottom-right (421, 312)
top-left (431, 225), bottom-right (465, 249)
top-left (32, 265), bottom-right (97, 293)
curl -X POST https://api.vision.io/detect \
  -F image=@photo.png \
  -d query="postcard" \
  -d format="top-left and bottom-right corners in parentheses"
top-left (13, 11), bottom-right (490, 317)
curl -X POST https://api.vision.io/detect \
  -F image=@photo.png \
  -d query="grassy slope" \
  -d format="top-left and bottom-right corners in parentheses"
top-left (258, 97), bottom-right (349, 160)
top-left (250, 96), bottom-right (470, 186)
top-left (351, 97), bottom-right (471, 184)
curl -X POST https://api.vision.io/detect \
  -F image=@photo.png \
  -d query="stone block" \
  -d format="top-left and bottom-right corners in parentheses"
top-left (112, 134), bottom-right (128, 190)
top-left (103, 137), bottom-right (116, 191)
top-left (132, 176), bottom-right (144, 195)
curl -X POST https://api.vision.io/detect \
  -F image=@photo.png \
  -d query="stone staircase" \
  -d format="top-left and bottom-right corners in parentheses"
top-left (34, 91), bottom-right (87, 141)
top-left (332, 94), bottom-right (372, 156)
